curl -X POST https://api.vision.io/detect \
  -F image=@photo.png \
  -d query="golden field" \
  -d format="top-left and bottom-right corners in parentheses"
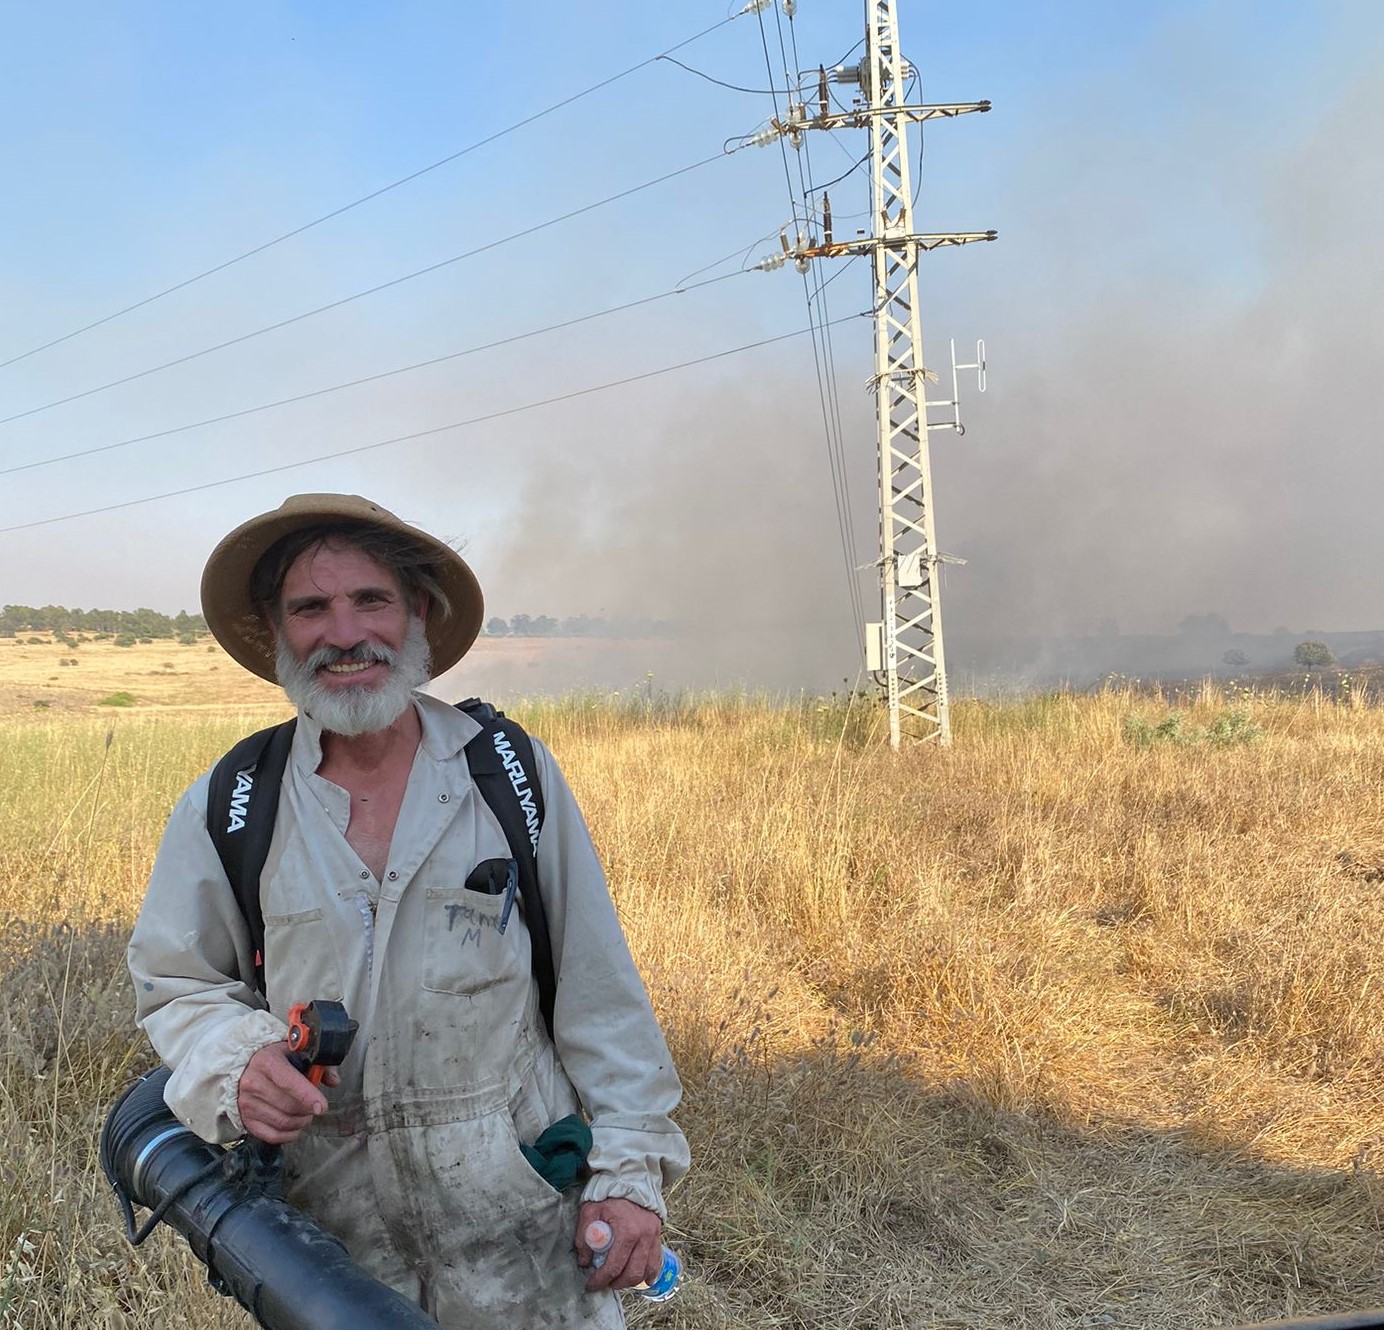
top-left (3, 633), bottom-right (1384, 1328)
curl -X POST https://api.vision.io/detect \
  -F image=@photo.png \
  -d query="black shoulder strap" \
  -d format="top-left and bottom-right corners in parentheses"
top-left (457, 698), bottom-right (555, 1040)
top-left (206, 719), bottom-right (297, 994)
top-left (205, 702), bottom-right (555, 1036)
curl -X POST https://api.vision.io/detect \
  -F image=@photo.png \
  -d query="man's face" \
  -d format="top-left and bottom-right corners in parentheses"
top-left (271, 539), bottom-right (432, 736)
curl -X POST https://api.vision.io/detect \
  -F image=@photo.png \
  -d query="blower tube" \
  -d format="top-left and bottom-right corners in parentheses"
top-left (100, 1066), bottom-right (436, 1330)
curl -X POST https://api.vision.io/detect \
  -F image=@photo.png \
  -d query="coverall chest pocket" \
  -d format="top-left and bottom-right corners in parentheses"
top-left (421, 885), bottom-right (523, 997)
top-left (263, 908), bottom-right (342, 1013)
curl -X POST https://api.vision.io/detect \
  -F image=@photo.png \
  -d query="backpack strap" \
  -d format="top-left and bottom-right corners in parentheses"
top-left (206, 719), bottom-right (297, 995)
top-left (457, 698), bottom-right (555, 1040)
top-left (204, 702), bottom-right (555, 1037)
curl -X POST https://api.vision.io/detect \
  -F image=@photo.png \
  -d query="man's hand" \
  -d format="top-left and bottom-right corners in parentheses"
top-left (575, 1197), bottom-right (663, 1292)
top-left (237, 1042), bottom-right (338, 1144)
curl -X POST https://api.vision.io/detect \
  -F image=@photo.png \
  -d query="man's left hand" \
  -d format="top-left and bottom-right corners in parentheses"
top-left (575, 1197), bottom-right (663, 1292)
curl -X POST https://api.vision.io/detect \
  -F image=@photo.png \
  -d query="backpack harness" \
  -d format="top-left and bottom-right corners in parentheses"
top-left (206, 698), bottom-right (557, 1038)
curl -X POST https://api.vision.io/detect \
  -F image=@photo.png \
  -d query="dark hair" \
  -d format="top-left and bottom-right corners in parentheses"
top-left (249, 522), bottom-right (453, 624)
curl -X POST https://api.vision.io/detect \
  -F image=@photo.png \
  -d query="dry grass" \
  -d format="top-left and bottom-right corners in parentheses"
top-left (3, 643), bottom-right (1384, 1328)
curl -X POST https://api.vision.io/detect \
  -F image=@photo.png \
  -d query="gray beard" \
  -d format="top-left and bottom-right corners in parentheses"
top-left (275, 615), bottom-right (432, 738)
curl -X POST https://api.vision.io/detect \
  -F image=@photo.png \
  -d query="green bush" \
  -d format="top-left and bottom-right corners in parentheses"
top-left (1124, 708), bottom-right (1261, 749)
top-left (97, 692), bottom-right (136, 707)
top-left (114, 633), bottom-right (137, 648)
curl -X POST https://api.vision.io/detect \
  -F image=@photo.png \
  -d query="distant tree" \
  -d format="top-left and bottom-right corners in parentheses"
top-left (1222, 649), bottom-right (1249, 669)
top-left (1294, 640), bottom-right (1335, 669)
top-left (485, 617), bottom-right (510, 637)
top-left (1179, 613), bottom-right (1230, 638)
top-left (531, 615), bottom-right (558, 637)
top-left (509, 614), bottom-right (533, 636)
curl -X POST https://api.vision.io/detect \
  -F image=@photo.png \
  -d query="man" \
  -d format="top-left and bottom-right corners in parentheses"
top-left (128, 493), bottom-right (688, 1328)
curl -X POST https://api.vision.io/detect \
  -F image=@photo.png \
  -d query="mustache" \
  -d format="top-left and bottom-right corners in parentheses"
top-left (303, 642), bottom-right (398, 671)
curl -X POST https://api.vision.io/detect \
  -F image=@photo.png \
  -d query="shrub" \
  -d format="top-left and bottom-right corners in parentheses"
top-left (114, 633), bottom-right (137, 648)
top-left (1124, 708), bottom-right (1261, 749)
top-left (1206, 709), bottom-right (1262, 745)
top-left (97, 692), bottom-right (136, 707)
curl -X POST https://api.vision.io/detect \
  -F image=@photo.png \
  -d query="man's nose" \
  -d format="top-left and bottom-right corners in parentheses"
top-left (321, 603), bottom-right (369, 647)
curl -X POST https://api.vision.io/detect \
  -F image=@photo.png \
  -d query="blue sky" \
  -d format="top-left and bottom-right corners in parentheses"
top-left (1, 2), bottom-right (1381, 685)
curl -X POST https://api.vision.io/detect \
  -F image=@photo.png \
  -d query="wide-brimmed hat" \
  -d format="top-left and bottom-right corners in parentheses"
top-left (200, 493), bottom-right (484, 682)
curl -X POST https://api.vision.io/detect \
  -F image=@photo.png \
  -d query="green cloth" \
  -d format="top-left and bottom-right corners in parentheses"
top-left (519, 1114), bottom-right (592, 1191)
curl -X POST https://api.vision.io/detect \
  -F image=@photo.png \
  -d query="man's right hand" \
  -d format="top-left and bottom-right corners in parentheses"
top-left (237, 1041), bottom-right (331, 1143)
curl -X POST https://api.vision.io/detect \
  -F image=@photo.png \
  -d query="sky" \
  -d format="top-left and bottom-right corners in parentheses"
top-left (2, 1), bottom-right (1381, 691)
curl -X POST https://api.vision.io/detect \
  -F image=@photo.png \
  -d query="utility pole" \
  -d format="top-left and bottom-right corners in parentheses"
top-left (754, 1), bottom-right (993, 747)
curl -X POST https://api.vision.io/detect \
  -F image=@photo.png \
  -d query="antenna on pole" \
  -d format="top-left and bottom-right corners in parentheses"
top-left (929, 338), bottom-right (987, 436)
top-left (748, 0), bottom-right (995, 747)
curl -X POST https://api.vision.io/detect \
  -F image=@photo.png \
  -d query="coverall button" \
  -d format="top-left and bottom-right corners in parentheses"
top-left (438, 793), bottom-right (449, 803)
top-left (359, 870), bottom-right (369, 879)
top-left (387, 871), bottom-right (398, 881)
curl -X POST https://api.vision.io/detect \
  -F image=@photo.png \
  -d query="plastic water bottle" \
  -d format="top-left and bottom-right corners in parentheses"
top-left (584, 1220), bottom-right (682, 1303)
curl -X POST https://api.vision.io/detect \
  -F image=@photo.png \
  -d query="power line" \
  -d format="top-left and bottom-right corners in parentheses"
top-left (0, 271), bottom-right (745, 478)
top-left (806, 252), bottom-right (862, 305)
top-left (786, 11), bottom-right (864, 646)
top-left (805, 151), bottom-right (869, 199)
top-left (655, 54), bottom-right (787, 95)
top-left (786, 10), bottom-right (866, 646)
top-left (675, 232), bottom-right (779, 285)
top-left (0, 151), bottom-right (729, 429)
top-left (0, 316), bottom-right (856, 537)
top-left (0, 12), bottom-right (748, 374)
top-left (754, 2), bottom-right (865, 644)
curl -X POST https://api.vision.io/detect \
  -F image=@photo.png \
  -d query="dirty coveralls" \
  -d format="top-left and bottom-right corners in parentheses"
top-left (128, 693), bottom-right (689, 1329)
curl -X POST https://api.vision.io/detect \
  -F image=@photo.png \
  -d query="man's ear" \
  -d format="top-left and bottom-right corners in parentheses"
top-left (263, 608), bottom-right (280, 644)
top-left (413, 592), bottom-right (431, 622)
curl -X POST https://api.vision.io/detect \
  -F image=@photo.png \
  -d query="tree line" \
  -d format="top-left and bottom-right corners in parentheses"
top-left (1, 605), bottom-right (673, 641)
top-left (0, 605), bottom-right (208, 639)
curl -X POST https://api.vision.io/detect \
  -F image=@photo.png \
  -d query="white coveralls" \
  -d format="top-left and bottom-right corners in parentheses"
top-left (128, 693), bottom-right (689, 1329)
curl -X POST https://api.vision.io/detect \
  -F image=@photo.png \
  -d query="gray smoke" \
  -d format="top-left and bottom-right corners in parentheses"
top-left (471, 10), bottom-right (1384, 693)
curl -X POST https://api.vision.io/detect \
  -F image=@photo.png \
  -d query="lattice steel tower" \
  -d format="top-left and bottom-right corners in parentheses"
top-left (763, 1), bottom-right (993, 746)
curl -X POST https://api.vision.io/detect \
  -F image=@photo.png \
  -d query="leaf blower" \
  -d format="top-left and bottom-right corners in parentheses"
top-left (100, 1000), bottom-right (435, 1330)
